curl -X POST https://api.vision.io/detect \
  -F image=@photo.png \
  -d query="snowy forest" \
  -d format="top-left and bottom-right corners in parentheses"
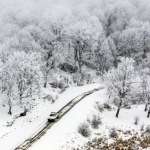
top-left (0, 0), bottom-right (150, 117)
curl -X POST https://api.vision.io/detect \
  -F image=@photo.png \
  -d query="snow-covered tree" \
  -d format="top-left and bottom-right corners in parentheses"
top-left (39, 8), bottom-right (71, 87)
top-left (70, 16), bottom-right (101, 73)
top-left (3, 74), bottom-right (18, 115)
top-left (95, 35), bottom-right (113, 74)
top-left (107, 37), bottom-right (118, 67)
top-left (0, 59), bottom-right (18, 115)
top-left (139, 68), bottom-right (150, 112)
top-left (1, 51), bottom-right (43, 106)
top-left (104, 1), bottom-right (136, 36)
top-left (103, 57), bottom-right (136, 118)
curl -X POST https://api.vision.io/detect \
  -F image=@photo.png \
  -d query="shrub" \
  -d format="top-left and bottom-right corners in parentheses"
top-left (58, 81), bottom-right (66, 89)
top-left (95, 102), bottom-right (104, 112)
top-left (104, 103), bottom-right (111, 109)
top-left (6, 120), bottom-right (15, 127)
top-left (140, 123), bottom-right (145, 131)
top-left (145, 125), bottom-right (150, 133)
top-left (86, 117), bottom-right (90, 123)
top-left (109, 127), bottom-right (118, 138)
top-left (73, 73), bottom-right (83, 86)
top-left (134, 116), bottom-right (140, 125)
top-left (44, 95), bottom-right (53, 101)
top-left (124, 102), bottom-right (131, 109)
top-left (77, 122), bottom-right (91, 137)
top-left (91, 114), bottom-right (102, 129)
top-left (125, 105), bottom-right (131, 109)
top-left (50, 81), bottom-right (58, 88)
top-left (51, 99), bottom-right (55, 104)
top-left (24, 106), bottom-right (29, 113)
top-left (59, 63), bottom-right (78, 74)
top-left (86, 73), bottom-right (93, 84)
top-left (129, 143), bottom-right (139, 150)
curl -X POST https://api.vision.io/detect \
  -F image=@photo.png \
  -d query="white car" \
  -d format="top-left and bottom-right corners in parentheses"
top-left (48, 112), bottom-right (60, 122)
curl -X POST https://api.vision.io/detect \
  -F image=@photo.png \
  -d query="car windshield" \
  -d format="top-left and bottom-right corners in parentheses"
top-left (50, 114), bottom-right (56, 116)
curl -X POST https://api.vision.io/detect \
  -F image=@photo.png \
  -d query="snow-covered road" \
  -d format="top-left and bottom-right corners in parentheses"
top-left (28, 86), bottom-right (106, 150)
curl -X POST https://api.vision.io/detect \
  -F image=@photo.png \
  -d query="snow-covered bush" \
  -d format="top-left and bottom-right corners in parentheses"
top-left (104, 103), bottom-right (111, 109)
top-left (90, 114), bottom-right (102, 129)
top-left (145, 125), bottom-right (150, 133)
top-left (134, 116), bottom-right (140, 125)
top-left (72, 68), bottom-right (94, 86)
top-left (124, 105), bottom-right (131, 109)
top-left (124, 102), bottom-right (131, 109)
top-left (95, 102), bottom-right (104, 112)
top-left (140, 123), bottom-right (145, 131)
top-left (86, 73), bottom-right (93, 84)
top-left (51, 99), bottom-right (55, 104)
top-left (109, 127), bottom-right (118, 138)
top-left (6, 120), bottom-right (15, 127)
top-left (74, 73), bottom-right (84, 86)
top-left (24, 107), bottom-right (29, 113)
top-left (43, 95), bottom-right (54, 101)
top-left (77, 122), bottom-right (91, 137)
top-left (50, 82), bottom-right (58, 88)
top-left (50, 78), bottom-right (67, 89)
top-left (129, 143), bottom-right (139, 150)
top-left (58, 80), bottom-right (66, 89)
top-left (59, 63), bottom-right (78, 74)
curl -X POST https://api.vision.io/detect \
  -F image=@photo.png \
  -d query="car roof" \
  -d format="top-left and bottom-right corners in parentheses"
top-left (51, 112), bottom-right (56, 114)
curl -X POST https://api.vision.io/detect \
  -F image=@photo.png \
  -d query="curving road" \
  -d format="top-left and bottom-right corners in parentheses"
top-left (13, 87), bottom-right (104, 150)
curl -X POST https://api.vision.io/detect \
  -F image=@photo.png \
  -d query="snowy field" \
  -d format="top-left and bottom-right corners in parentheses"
top-left (0, 83), bottom-right (102, 150)
top-left (27, 88), bottom-right (150, 150)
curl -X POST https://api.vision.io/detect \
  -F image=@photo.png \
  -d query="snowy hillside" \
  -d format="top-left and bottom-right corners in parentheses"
top-left (0, 83), bottom-right (102, 150)
top-left (0, 0), bottom-right (150, 149)
top-left (26, 87), bottom-right (150, 150)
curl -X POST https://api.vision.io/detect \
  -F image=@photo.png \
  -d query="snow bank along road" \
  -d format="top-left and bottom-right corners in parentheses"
top-left (13, 86), bottom-right (104, 150)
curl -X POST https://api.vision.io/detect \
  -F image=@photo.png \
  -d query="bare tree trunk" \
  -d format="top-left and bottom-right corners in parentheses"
top-left (143, 48), bottom-right (146, 59)
top-left (79, 66), bottom-right (82, 74)
top-left (145, 104), bottom-right (147, 111)
top-left (116, 99), bottom-right (122, 118)
top-left (43, 69), bottom-right (50, 88)
top-left (114, 59), bottom-right (118, 68)
top-left (147, 106), bottom-right (150, 118)
top-left (116, 108), bottom-right (120, 118)
top-left (44, 73), bottom-right (48, 88)
top-left (44, 82), bottom-right (47, 88)
top-left (30, 86), bottom-right (32, 98)
top-left (8, 106), bottom-right (12, 115)
top-left (20, 93), bottom-right (23, 104)
top-left (147, 111), bottom-right (149, 118)
top-left (78, 61), bottom-right (82, 75)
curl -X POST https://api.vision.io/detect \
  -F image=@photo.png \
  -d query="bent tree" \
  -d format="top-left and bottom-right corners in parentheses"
top-left (103, 57), bottom-right (136, 118)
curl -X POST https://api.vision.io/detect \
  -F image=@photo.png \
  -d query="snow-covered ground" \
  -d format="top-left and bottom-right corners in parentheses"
top-left (27, 87), bottom-right (150, 150)
top-left (0, 83), bottom-right (102, 150)
top-left (0, 82), bottom-right (150, 150)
